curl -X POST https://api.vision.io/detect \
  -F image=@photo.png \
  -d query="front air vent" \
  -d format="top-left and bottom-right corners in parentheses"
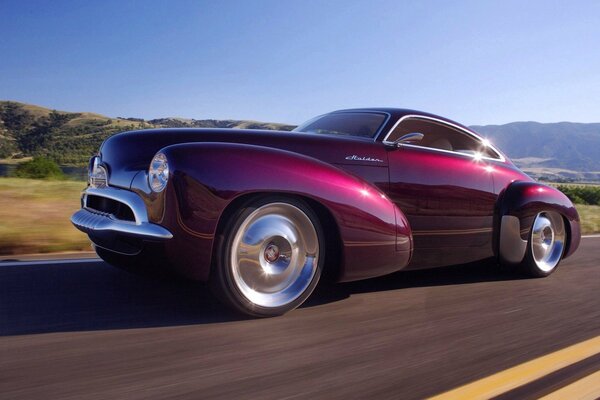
top-left (85, 195), bottom-right (136, 222)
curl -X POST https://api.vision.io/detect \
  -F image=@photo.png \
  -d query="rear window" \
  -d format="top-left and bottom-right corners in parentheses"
top-left (293, 112), bottom-right (387, 138)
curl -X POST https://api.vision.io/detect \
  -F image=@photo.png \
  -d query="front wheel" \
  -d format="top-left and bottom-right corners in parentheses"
top-left (211, 196), bottom-right (324, 317)
top-left (521, 211), bottom-right (566, 277)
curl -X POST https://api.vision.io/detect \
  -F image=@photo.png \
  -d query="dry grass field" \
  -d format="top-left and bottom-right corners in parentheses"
top-left (577, 204), bottom-right (600, 236)
top-left (0, 178), bottom-right (90, 255)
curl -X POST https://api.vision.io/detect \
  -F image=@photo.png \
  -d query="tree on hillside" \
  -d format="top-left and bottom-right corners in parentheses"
top-left (48, 110), bottom-right (76, 127)
top-left (0, 138), bottom-right (17, 158)
top-left (0, 102), bottom-right (34, 131)
top-left (17, 118), bottom-right (52, 154)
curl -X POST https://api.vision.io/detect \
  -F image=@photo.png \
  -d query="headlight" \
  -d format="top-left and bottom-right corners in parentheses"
top-left (89, 156), bottom-right (108, 188)
top-left (149, 152), bottom-right (169, 192)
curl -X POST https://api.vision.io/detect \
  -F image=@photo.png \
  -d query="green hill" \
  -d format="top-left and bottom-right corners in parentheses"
top-left (0, 101), bottom-right (294, 166)
top-left (2, 100), bottom-right (600, 182)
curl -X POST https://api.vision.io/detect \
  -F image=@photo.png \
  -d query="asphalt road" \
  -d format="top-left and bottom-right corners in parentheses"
top-left (1, 238), bottom-right (599, 399)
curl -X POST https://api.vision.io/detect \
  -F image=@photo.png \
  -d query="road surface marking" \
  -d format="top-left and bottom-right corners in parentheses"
top-left (427, 335), bottom-right (600, 400)
top-left (0, 258), bottom-right (102, 267)
top-left (582, 234), bottom-right (600, 238)
top-left (538, 370), bottom-right (600, 400)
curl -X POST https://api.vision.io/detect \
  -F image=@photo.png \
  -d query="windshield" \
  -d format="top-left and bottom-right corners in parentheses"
top-left (293, 112), bottom-right (387, 138)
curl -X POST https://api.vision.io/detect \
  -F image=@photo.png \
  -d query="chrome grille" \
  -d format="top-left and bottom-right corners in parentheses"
top-left (71, 186), bottom-right (173, 243)
top-left (85, 194), bottom-right (135, 222)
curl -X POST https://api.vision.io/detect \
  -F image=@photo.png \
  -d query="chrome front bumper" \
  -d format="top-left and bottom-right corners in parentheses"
top-left (71, 187), bottom-right (172, 241)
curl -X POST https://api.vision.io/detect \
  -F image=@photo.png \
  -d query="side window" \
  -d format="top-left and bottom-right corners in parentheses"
top-left (386, 118), bottom-right (500, 159)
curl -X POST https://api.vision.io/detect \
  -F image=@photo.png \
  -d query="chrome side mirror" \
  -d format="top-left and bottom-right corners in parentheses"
top-left (394, 132), bottom-right (424, 146)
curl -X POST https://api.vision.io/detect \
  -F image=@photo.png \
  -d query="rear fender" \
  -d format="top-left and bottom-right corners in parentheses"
top-left (496, 181), bottom-right (580, 264)
top-left (157, 142), bottom-right (412, 282)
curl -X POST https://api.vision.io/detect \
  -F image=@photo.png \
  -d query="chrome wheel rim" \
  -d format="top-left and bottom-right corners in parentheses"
top-left (230, 203), bottom-right (319, 308)
top-left (531, 211), bottom-right (565, 272)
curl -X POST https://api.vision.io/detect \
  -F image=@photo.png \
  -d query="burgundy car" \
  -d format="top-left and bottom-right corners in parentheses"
top-left (72, 108), bottom-right (581, 316)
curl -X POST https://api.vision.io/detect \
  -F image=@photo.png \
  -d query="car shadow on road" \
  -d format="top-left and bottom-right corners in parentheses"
top-left (302, 258), bottom-right (527, 308)
top-left (0, 261), bottom-right (245, 336)
top-left (1, 259), bottom-right (525, 336)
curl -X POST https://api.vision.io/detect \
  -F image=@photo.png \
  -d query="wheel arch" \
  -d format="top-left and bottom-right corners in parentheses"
top-left (495, 180), bottom-right (581, 265)
top-left (160, 142), bottom-right (411, 282)
top-left (210, 191), bottom-right (343, 282)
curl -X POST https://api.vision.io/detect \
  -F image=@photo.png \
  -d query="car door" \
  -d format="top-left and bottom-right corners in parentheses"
top-left (384, 116), bottom-right (500, 268)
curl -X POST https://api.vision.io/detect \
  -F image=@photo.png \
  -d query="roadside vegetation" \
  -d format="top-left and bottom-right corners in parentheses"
top-left (0, 178), bottom-right (90, 255)
top-left (554, 184), bottom-right (600, 206)
top-left (576, 205), bottom-right (600, 236)
top-left (0, 178), bottom-right (598, 256)
top-left (13, 157), bottom-right (65, 180)
top-left (553, 184), bottom-right (600, 235)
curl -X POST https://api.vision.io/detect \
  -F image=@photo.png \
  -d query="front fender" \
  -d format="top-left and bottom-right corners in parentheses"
top-left (155, 142), bottom-right (412, 282)
top-left (497, 181), bottom-right (580, 264)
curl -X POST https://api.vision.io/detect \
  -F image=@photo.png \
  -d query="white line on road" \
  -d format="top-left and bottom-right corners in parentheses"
top-left (582, 234), bottom-right (600, 238)
top-left (0, 258), bottom-right (102, 267)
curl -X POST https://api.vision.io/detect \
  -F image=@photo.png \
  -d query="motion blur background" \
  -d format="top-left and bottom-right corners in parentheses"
top-left (1, 0), bottom-right (599, 255)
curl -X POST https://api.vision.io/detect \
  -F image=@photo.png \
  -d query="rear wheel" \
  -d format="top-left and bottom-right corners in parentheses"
top-left (521, 211), bottom-right (566, 277)
top-left (212, 196), bottom-right (324, 317)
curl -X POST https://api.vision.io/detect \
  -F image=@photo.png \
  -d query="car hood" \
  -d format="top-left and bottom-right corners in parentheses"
top-left (99, 128), bottom-right (389, 188)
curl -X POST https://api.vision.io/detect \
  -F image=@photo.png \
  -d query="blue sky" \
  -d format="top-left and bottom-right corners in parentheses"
top-left (1, 0), bottom-right (599, 125)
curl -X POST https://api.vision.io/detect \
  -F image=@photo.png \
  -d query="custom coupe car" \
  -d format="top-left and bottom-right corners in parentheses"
top-left (72, 108), bottom-right (581, 316)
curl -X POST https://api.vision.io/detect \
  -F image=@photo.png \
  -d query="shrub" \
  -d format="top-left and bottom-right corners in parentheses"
top-left (556, 184), bottom-right (600, 205)
top-left (13, 157), bottom-right (65, 180)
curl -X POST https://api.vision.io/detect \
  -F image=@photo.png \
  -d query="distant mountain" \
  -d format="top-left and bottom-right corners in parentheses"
top-left (1, 101), bottom-right (599, 181)
top-left (0, 101), bottom-right (294, 166)
top-left (470, 122), bottom-right (600, 181)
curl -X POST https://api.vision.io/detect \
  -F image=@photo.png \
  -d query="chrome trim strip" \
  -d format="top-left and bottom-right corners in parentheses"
top-left (381, 114), bottom-right (506, 162)
top-left (412, 227), bottom-right (493, 236)
top-left (499, 215), bottom-right (527, 264)
top-left (71, 208), bottom-right (173, 240)
top-left (394, 143), bottom-right (505, 163)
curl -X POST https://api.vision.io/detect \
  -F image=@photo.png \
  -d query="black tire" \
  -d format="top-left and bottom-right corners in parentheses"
top-left (520, 211), bottom-right (567, 278)
top-left (211, 196), bottom-right (325, 317)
